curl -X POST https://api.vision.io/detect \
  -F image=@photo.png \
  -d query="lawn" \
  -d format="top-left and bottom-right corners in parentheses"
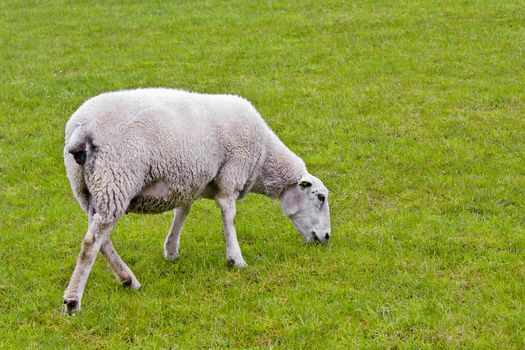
top-left (1, 0), bottom-right (524, 348)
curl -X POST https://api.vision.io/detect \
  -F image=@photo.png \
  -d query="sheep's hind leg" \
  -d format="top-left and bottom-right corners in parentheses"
top-left (100, 239), bottom-right (141, 289)
top-left (215, 193), bottom-right (247, 268)
top-left (63, 213), bottom-right (115, 314)
top-left (164, 205), bottom-right (192, 261)
top-left (85, 203), bottom-right (141, 289)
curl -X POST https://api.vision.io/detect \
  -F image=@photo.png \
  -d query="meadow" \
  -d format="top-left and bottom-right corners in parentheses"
top-left (1, 0), bottom-right (524, 348)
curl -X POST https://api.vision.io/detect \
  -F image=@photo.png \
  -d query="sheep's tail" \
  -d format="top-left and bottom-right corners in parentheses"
top-left (64, 125), bottom-right (94, 213)
top-left (66, 126), bottom-right (95, 165)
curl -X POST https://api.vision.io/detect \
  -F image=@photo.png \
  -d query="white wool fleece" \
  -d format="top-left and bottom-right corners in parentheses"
top-left (64, 88), bottom-right (307, 220)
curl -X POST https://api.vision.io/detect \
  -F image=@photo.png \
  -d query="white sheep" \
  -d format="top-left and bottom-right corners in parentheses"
top-left (63, 88), bottom-right (331, 313)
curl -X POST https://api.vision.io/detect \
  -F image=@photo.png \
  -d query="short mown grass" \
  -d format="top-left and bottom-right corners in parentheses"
top-left (1, 0), bottom-right (524, 348)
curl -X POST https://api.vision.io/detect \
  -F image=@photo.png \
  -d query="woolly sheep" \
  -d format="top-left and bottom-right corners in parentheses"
top-left (62, 88), bottom-right (331, 313)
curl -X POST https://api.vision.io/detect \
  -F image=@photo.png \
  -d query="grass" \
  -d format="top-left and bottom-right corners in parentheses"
top-left (1, 0), bottom-right (524, 348)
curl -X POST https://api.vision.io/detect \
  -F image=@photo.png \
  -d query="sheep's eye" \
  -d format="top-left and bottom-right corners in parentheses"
top-left (317, 193), bottom-right (325, 203)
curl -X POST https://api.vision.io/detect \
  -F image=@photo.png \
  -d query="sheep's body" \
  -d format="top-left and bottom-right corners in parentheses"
top-left (65, 88), bottom-right (306, 220)
top-left (62, 88), bottom-right (313, 313)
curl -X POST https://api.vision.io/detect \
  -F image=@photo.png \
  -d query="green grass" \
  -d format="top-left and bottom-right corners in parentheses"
top-left (1, 0), bottom-right (524, 348)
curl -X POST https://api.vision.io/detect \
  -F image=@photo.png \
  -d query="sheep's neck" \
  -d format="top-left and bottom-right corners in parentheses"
top-left (251, 139), bottom-right (306, 198)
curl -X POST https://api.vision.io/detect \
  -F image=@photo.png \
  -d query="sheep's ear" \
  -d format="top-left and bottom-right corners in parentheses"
top-left (298, 174), bottom-right (314, 188)
top-left (298, 180), bottom-right (312, 188)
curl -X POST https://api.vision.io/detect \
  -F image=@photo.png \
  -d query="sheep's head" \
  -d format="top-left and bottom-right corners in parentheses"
top-left (280, 173), bottom-right (331, 243)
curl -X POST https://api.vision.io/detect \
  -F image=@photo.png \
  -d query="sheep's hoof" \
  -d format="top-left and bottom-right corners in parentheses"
top-left (164, 252), bottom-right (179, 262)
top-left (228, 257), bottom-right (247, 268)
top-left (121, 278), bottom-right (142, 290)
top-left (63, 298), bottom-right (80, 314)
top-left (122, 278), bottom-right (132, 287)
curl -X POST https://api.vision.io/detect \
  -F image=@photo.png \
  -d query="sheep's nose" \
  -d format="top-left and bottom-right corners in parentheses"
top-left (325, 233), bottom-right (330, 240)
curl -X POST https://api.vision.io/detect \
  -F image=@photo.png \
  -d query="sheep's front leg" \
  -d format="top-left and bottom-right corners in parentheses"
top-left (164, 205), bottom-right (192, 261)
top-left (63, 214), bottom-right (114, 313)
top-left (100, 239), bottom-right (141, 289)
top-left (216, 194), bottom-right (247, 268)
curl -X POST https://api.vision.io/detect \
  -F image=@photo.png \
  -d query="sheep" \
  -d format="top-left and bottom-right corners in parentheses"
top-left (62, 88), bottom-right (331, 313)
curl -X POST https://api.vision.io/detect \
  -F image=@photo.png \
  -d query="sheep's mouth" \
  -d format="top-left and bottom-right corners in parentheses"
top-left (302, 232), bottom-right (321, 244)
top-left (311, 232), bottom-right (329, 244)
